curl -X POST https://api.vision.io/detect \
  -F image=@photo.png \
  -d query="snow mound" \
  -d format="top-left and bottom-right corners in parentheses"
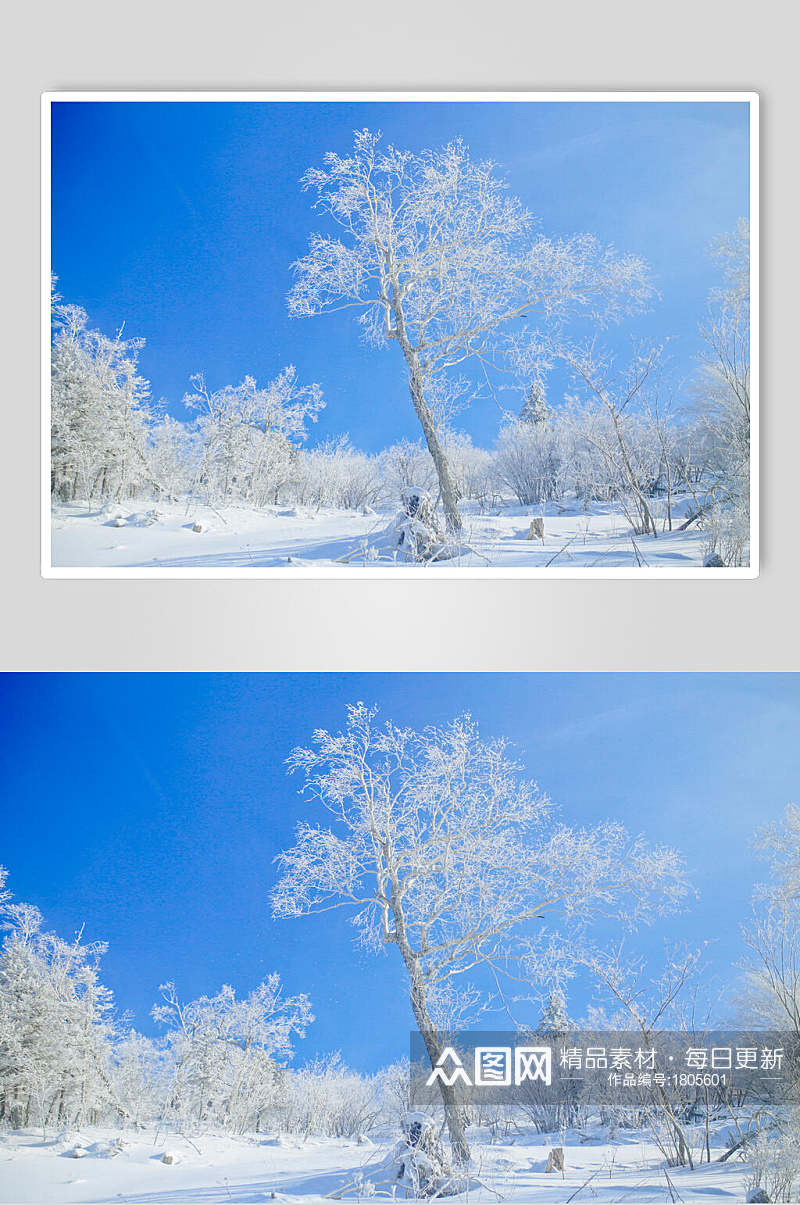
top-left (85, 1138), bottom-right (125, 1158)
top-left (63, 1137), bottom-right (125, 1159)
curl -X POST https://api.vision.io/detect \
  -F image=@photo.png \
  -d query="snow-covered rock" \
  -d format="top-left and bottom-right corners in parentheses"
top-left (85, 1138), bottom-right (124, 1158)
top-left (64, 1138), bottom-right (124, 1159)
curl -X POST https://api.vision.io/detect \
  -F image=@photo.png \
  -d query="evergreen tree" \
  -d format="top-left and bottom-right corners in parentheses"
top-left (519, 381), bottom-right (550, 426)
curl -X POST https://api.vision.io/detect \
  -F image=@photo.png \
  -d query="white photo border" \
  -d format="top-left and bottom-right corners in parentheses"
top-left (41, 90), bottom-right (759, 580)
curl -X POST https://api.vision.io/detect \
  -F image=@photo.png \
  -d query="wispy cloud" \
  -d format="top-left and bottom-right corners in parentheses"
top-left (508, 129), bottom-right (608, 170)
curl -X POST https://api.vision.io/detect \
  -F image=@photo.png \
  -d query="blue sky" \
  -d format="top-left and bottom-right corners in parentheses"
top-left (50, 100), bottom-right (750, 452)
top-left (1, 674), bottom-right (795, 1071)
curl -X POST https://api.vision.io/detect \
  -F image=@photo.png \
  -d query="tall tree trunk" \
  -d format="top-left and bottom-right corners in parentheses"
top-left (406, 377), bottom-right (462, 535)
top-left (390, 872), bottom-right (470, 1162)
top-left (407, 974), bottom-right (470, 1165)
top-left (392, 311), bottom-right (462, 534)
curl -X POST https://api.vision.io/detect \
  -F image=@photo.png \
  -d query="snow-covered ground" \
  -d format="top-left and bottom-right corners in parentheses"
top-left (0, 1124), bottom-right (752, 1204)
top-left (50, 497), bottom-right (711, 572)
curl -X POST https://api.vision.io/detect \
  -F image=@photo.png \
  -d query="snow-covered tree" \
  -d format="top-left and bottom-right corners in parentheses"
top-left (494, 417), bottom-right (563, 506)
top-left (559, 342), bottom-right (664, 536)
top-left (642, 387), bottom-right (683, 531)
top-left (280, 1052), bottom-right (381, 1138)
top-left (515, 987), bottom-right (578, 1134)
top-left (185, 369), bottom-right (323, 507)
top-left (695, 219), bottom-right (751, 564)
top-left (380, 439), bottom-right (439, 505)
top-left (288, 130), bottom-right (652, 533)
top-left (382, 430), bottom-right (494, 509)
top-left (739, 804), bottom-right (800, 1035)
top-left (699, 219), bottom-right (750, 457)
top-left (272, 703), bottom-right (687, 1163)
top-left (147, 415), bottom-right (200, 501)
top-left (745, 1125), bottom-right (800, 1204)
top-left (51, 284), bottom-right (159, 502)
top-left (519, 380), bottom-right (550, 426)
top-left (152, 977), bottom-right (313, 1131)
top-left (0, 895), bottom-right (116, 1133)
top-left (294, 437), bottom-right (382, 511)
top-left (537, 987), bottom-right (570, 1034)
top-left (441, 431), bottom-right (495, 507)
top-left (109, 1029), bottom-right (171, 1130)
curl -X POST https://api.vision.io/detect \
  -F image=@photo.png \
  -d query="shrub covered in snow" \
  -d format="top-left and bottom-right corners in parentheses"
top-left (277, 1053), bottom-right (383, 1139)
top-left (744, 1123), bottom-right (800, 1204)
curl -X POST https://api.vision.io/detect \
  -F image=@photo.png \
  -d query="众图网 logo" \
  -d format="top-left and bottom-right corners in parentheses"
top-left (426, 1046), bottom-right (552, 1088)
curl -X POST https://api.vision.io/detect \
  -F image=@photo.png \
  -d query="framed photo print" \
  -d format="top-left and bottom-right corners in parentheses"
top-left (43, 92), bottom-right (757, 576)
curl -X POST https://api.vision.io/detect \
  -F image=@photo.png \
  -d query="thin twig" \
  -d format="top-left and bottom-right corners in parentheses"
top-left (663, 1168), bottom-right (683, 1203)
top-left (545, 534), bottom-right (578, 567)
top-left (565, 1168), bottom-right (600, 1202)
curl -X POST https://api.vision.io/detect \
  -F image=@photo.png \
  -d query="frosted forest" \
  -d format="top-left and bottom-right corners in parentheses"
top-left (2, 696), bottom-right (797, 1204)
top-left (49, 126), bottom-right (751, 571)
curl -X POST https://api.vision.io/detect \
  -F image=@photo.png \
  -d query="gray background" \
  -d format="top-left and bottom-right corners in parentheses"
top-left (1, 0), bottom-right (795, 671)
